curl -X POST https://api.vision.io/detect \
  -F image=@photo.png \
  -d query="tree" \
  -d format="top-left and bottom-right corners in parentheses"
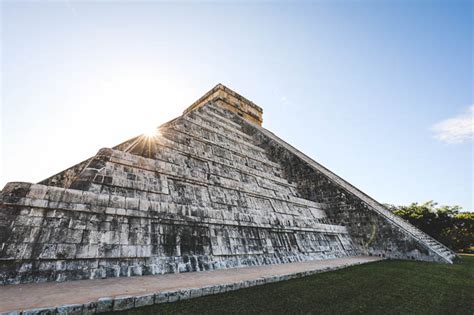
top-left (387, 201), bottom-right (473, 252)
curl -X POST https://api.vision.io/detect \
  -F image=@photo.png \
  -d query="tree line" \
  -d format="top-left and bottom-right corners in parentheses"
top-left (385, 201), bottom-right (473, 253)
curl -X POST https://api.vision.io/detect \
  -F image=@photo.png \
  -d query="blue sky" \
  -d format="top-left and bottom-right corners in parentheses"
top-left (1, 1), bottom-right (472, 210)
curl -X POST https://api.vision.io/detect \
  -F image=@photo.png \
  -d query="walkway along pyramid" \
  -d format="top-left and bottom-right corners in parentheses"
top-left (0, 84), bottom-right (457, 284)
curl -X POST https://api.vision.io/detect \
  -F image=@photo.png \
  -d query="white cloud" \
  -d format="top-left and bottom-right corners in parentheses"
top-left (432, 105), bottom-right (474, 144)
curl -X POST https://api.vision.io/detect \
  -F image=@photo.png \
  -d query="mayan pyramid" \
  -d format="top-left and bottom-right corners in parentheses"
top-left (0, 84), bottom-right (456, 284)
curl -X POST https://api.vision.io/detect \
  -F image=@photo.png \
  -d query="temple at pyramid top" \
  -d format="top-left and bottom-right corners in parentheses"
top-left (184, 83), bottom-right (264, 126)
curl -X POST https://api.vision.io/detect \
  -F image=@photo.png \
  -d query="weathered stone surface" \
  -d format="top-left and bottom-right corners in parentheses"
top-left (57, 304), bottom-right (83, 315)
top-left (21, 308), bottom-right (55, 315)
top-left (189, 288), bottom-right (203, 299)
top-left (0, 84), bottom-right (455, 285)
top-left (154, 292), bottom-right (169, 304)
top-left (201, 285), bottom-right (214, 296)
top-left (167, 292), bottom-right (179, 303)
top-left (177, 289), bottom-right (191, 301)
top-left (95, 298), bottom-right (112, 313)
top-left (81, 301), bottom-right (96, 315)
top-left (134, 294), bottom-right (154, 307)
top-left (112, 296), bottom-right (134, 311)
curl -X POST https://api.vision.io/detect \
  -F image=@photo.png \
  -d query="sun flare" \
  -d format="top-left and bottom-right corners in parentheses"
top-left (143, 126), bottom-right (159, 138)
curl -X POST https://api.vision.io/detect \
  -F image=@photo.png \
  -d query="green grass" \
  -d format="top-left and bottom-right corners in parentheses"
top-left (115, 256), bottom-right (474, 315)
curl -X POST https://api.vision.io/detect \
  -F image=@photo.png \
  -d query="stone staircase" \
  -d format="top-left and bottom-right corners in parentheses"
top-left (395, 218), bottom-right (457, 262)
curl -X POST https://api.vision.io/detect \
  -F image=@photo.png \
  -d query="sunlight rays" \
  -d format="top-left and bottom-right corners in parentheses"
top-left (143, 126), bottom-right (160, 138)
top-left (122, 126), bottom-right (162, 159)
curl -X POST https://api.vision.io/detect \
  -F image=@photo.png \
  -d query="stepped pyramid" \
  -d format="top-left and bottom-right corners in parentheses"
top-left (0, 84), bottom-right (456, 284)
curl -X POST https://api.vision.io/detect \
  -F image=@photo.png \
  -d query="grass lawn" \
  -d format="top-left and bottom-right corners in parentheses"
top-left (114, 255), bottom-right (474, 315)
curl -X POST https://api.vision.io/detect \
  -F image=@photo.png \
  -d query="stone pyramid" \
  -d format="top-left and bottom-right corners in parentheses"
top-left (0, 84), bottom-right (456, 284)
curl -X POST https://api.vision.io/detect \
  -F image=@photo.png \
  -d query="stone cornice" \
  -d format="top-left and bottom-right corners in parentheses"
top-left (183, 84), bottom-right (263, 126)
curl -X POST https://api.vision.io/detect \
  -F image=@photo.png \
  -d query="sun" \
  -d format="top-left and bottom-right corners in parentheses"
top-left (143, 126), bottom-right (159, 138)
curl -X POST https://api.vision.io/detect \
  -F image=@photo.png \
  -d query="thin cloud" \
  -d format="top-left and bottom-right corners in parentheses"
top-left (280, 96), bottom-right (289, 105)
top-left (432, 105), bottom-right (474, 144)
top-left (64, 0), bottom-right (79, 17)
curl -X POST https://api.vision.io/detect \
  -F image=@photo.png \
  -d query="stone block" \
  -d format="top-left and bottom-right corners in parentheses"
top-left (134, 294), bottom-right (154, 307)
top-left (224, 283), bottom-right (234, 292)
top-left (81, 301), bottom-right (97, 315)
top-left (154, 292), bottom-right (169, 304)
top-left (65, 229), bottom-right (84, 244)
top-left (57, 304), bottom-right (83, 315)
top-left (113, 296), bottom-right (134, 311)
top-left (95, 297), bottom-right (113, 313)
top-left (62, 190), bottom-right (83, 204)
top-left (95, 194), bottom-right (110, 207)
top-left (120, 245), bottom-right (137, 258)
top-left (109, 196), bottom-right (125, 209)
top-left (29, 199), bottom-right (49, 208)
top-left (177, 289), bottom-right (190, 301)
top-left (138, 199), bottom-right (150, 211)
top-left (38, 244), bottom-right (58, 259)
top-left (75, 245), bottom-right (99, 259)
top-left (21, 308), bottom-right (55, 315)
top-left (256, 278), bottom-right (265, 285)
top-left (56, 244), bottom-right (77, 259)
top-left (167, 291), bottom-right (179, 303)
top-left (81, 191), bottom-right (97, 204)
top-left (125, 197), bottom-right (140, 210)
top-left (189, 288), bottom-right (202, 299)
top-left (1, 182), bottom-right (32, 203)
top-left (72, 204), bottom-right (89, 212)
top-left (201, 285), bottom-right (214, 296)
top-left (116, 208), bottom-right (126, 216)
